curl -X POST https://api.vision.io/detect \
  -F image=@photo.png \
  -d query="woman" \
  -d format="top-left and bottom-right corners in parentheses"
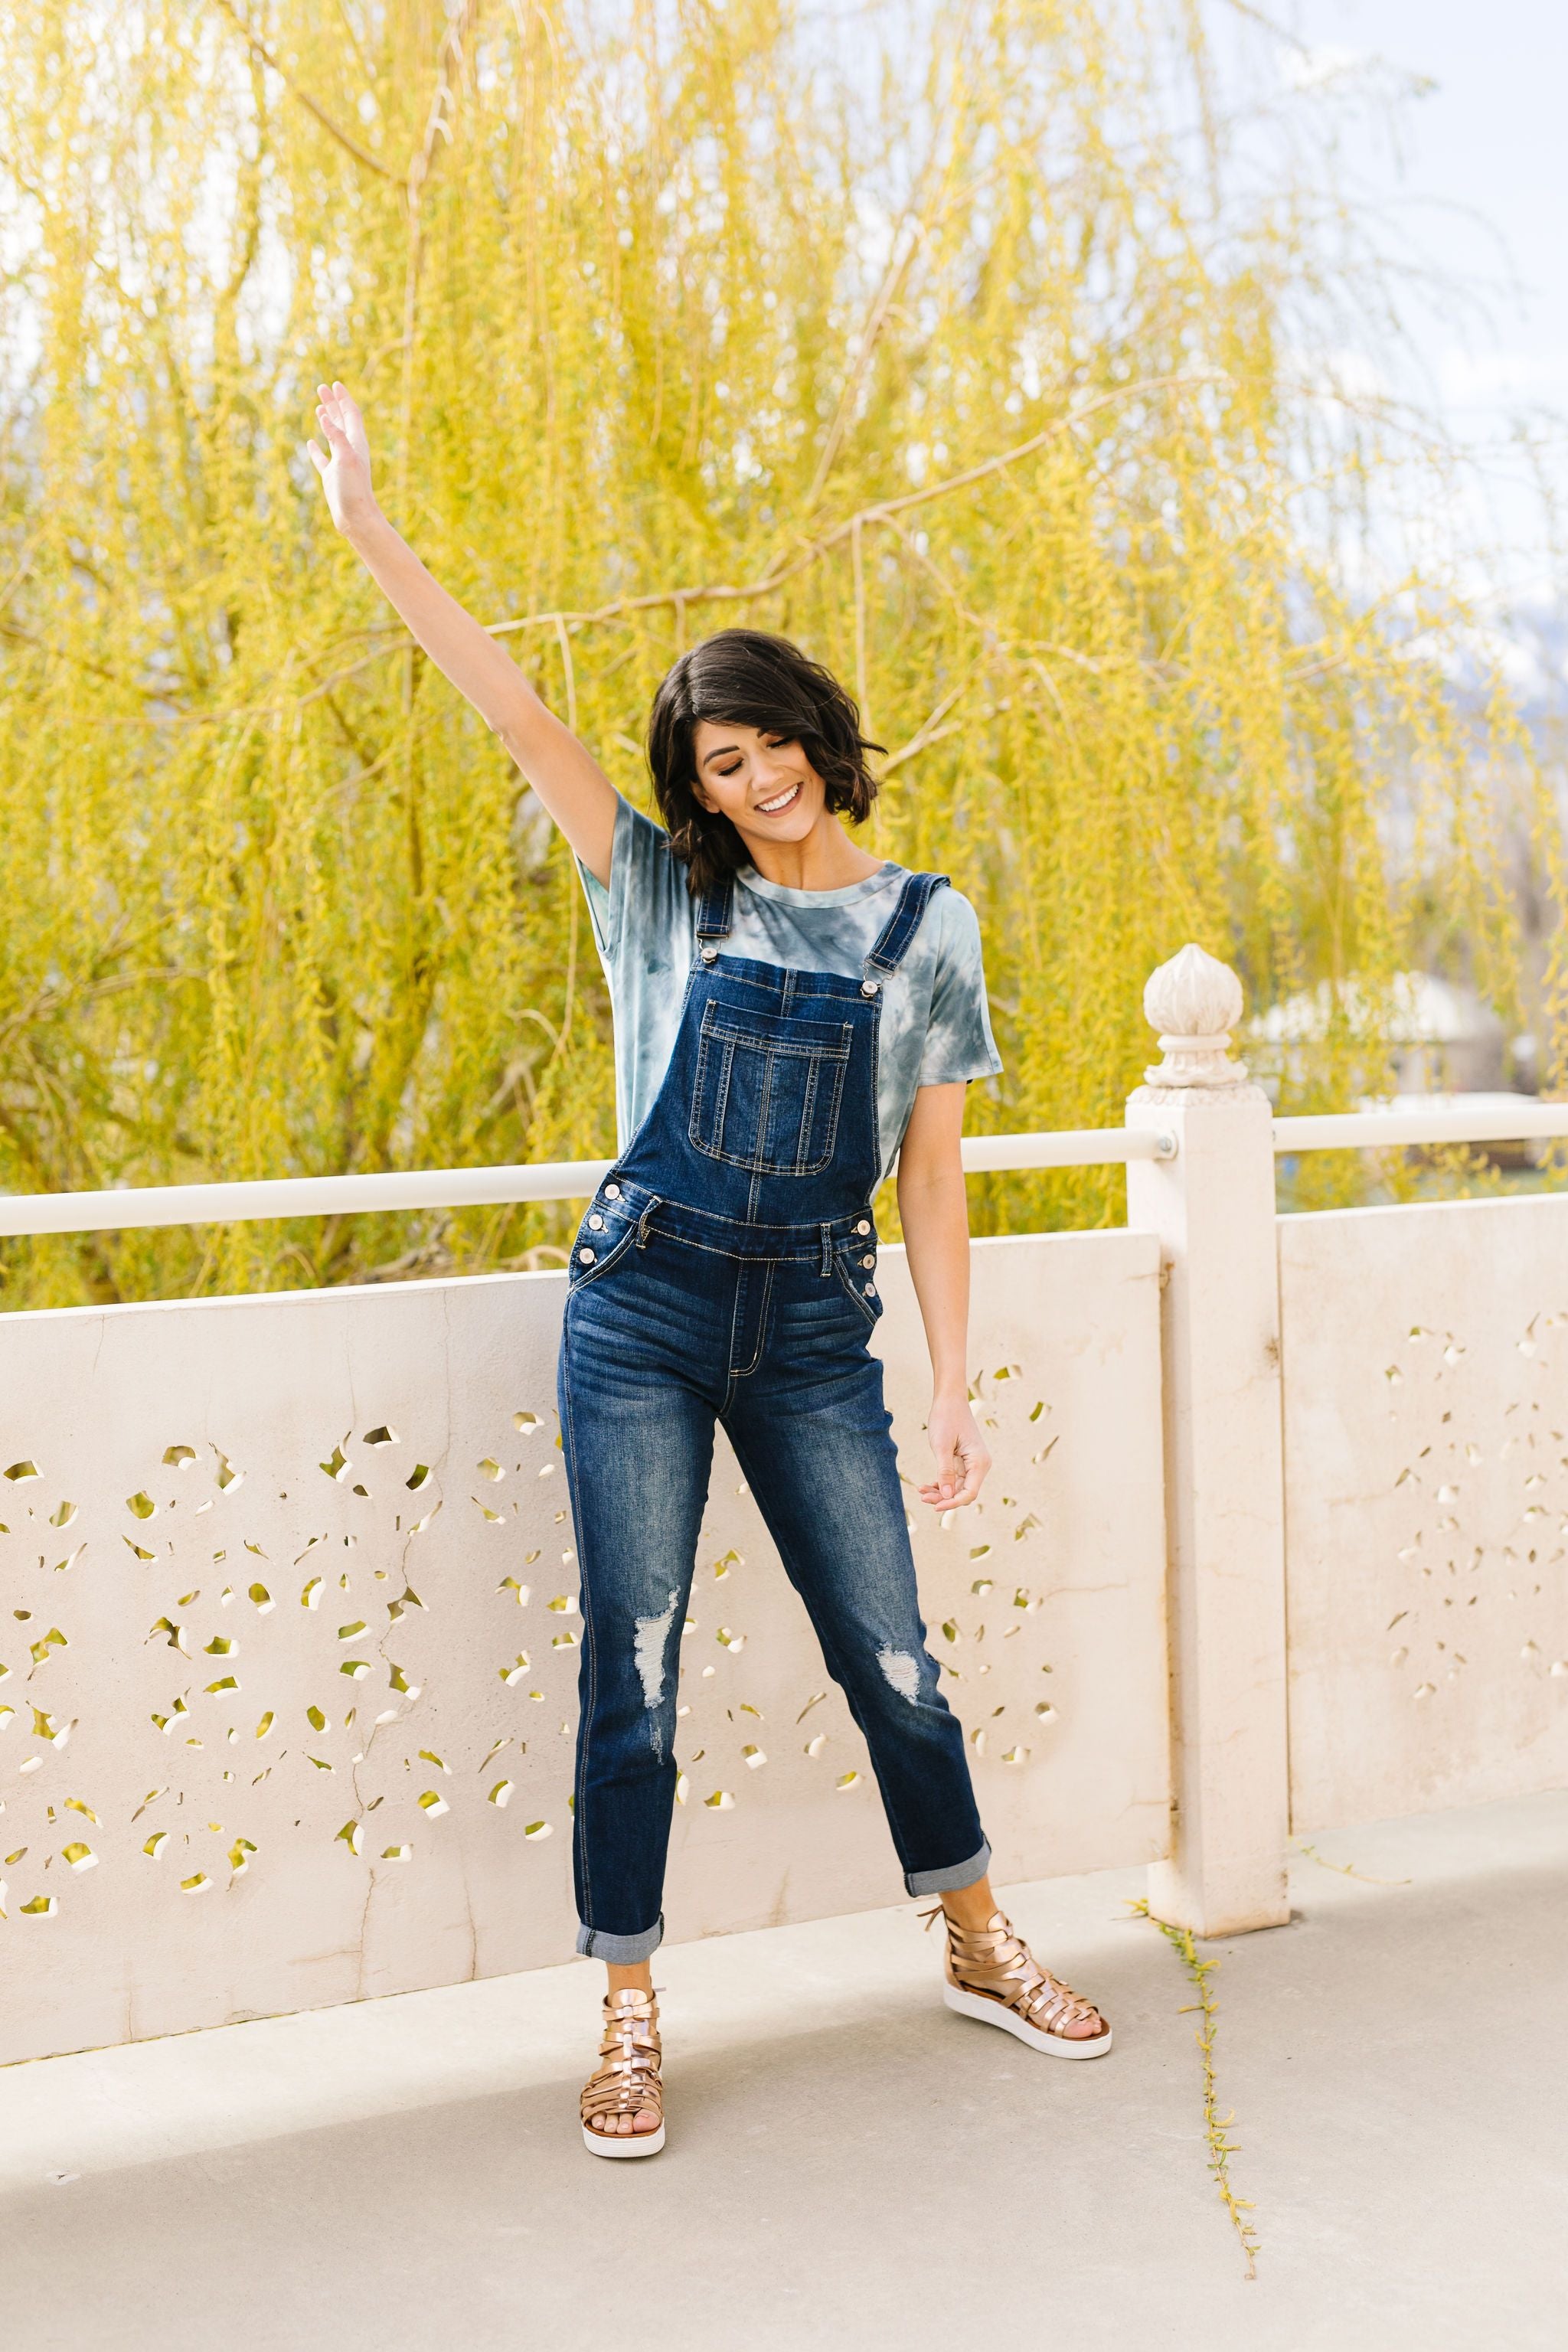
top-left (308, 384), bottom-right (1112, 2158)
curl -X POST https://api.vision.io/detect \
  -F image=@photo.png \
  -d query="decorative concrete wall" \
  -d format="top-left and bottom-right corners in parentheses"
top-left (1281, 1195), bottom-right (1568, 1831)
top-left (0, 1230), bottom-right (1168, 2065)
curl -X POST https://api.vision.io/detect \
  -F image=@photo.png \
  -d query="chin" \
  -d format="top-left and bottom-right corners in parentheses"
top-left (744, 815), bottom-right (813, 855)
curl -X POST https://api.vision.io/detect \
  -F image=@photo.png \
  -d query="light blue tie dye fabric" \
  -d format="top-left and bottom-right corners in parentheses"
top-left (577, 795), bottom-right (1002, 1183)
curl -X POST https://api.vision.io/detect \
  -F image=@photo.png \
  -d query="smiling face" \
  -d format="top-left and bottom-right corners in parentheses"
top-left (689, 720), bottom-right (828, 859)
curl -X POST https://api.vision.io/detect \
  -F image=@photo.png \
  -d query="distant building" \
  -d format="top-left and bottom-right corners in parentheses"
top-left (1253, 972), bottom-right (1521, 1098)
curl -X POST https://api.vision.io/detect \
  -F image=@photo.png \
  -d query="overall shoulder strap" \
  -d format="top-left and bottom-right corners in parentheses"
top-left (693, 877), bottom-right (735, 949)
top-left (864, 872), bottom-right (950, 976)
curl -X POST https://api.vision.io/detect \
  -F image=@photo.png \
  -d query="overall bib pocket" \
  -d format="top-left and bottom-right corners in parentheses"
top-left (688, 1001), bottom-right (853, 1177)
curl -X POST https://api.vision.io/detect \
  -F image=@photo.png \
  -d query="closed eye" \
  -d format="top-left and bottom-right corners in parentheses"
top-left (702, 731), bottom-right (795, 777)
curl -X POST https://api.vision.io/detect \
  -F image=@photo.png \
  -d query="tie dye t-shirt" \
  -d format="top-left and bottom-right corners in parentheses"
top-left (577, 795), bottom-right (1002, 1184)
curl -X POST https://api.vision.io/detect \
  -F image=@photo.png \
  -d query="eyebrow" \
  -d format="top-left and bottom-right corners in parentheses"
top-left (699, 740), bottom-right (743, 768)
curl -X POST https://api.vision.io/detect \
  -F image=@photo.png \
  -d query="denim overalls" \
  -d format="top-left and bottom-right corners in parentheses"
top-left (559, 870), bottom-right (990, 1961)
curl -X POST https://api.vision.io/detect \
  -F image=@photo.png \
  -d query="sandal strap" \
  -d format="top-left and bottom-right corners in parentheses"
top-left (581, 2070), bottom-right (663, 2121)
top-left (920, 1903), bottom-right (1106, 2037)
top-left (580, 1989), bottom-right (664, 2125)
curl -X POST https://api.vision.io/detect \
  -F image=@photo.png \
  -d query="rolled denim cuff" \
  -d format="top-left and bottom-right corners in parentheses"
top-left (576, 1913), bottom-right (664, 1963)
top-left (904, 1839), bottom-right (991, 1898)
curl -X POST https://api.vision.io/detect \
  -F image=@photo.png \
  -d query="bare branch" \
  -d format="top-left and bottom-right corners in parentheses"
top-left (482, 370), bottom-right (1227, 639)
top-left (207, 0), bottom-right (403, 183)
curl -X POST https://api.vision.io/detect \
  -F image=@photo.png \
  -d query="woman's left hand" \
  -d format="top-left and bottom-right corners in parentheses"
top-left (918, 1392), bottom-right (991, 1510)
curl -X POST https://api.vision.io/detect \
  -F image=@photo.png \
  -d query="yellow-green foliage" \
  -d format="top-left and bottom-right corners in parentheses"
top-left (0, 0), bottom-right (1557, 1304)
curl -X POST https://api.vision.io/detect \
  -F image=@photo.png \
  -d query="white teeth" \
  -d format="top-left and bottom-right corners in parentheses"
top-left (756, 782), bottom-right (800, 813)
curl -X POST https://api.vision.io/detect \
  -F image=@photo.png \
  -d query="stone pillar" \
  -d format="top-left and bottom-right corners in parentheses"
top-left (1125, 946), bottom-right (1291, 1935)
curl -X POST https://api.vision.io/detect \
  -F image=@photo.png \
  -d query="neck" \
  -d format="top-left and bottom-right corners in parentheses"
top-left (737, 812), bottom-right (884, 891)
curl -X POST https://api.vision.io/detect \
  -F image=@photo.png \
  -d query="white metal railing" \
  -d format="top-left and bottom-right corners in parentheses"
top-left (959, 1125), bottom-right (1176, 1171)
top-left (0, 1127), bottom-right (1178, 1239)
top-left (1273, 1102), bottom-right (1568, 1154)
top-left (1, 1100), bottom-right (1563, 1240)
top-left (0, 1158), bottom-right (619, 1240)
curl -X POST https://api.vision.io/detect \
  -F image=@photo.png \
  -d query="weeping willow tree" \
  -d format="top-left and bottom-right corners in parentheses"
top-left (0, 0), bottom-right (1560, 1307)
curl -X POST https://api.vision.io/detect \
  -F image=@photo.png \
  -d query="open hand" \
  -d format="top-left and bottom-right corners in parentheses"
top-left (306, 380), bottom-right (378, 537)
top-left (918, 1392), bottom-right (991, 1511)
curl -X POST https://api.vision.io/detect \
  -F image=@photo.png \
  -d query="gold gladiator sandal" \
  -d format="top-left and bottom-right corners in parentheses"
top-left (580, 1987), bottom-right (666, 2158)
top-left (923, 1906), bottom-right (1112, 2059)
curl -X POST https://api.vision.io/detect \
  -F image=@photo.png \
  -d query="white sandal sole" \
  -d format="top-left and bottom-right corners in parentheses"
top-left (583, 2120), bottom-right (666, 2158)
top-left (943, 1982), bottom-right (1113, 2059)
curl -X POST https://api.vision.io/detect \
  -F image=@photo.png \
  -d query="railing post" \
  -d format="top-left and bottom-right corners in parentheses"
top-left (1125, 945), bottom-right (1291, 1935)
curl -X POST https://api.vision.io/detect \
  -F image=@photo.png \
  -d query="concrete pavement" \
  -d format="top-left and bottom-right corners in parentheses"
top-left (5, 1788), bottom-right (1565, 2351)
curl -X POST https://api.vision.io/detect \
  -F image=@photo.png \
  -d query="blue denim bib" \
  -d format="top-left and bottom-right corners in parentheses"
top-left (573, 869), bottom-right (949, 1279)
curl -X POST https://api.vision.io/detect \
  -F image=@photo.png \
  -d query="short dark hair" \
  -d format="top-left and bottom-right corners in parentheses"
top-left (645, 629), bottom-right (884, 893)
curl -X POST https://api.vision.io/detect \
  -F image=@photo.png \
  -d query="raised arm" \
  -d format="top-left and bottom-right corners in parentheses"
top-left (307, 381), bottom-right (617, 885)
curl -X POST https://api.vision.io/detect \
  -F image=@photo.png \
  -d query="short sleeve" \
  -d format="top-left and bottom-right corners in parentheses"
top-left (577, 793), bottom-right (691, 961)
top-left (917, 889), bottom-right (1003, 1087)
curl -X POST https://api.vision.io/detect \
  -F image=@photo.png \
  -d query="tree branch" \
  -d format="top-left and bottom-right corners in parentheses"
top-left (208, 0), bottom-right (403, 183)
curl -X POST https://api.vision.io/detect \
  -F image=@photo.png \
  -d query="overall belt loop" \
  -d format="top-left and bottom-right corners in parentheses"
top-left (635, 1195), bottom-right (663, 1250)
top-left (818, 1222), bottom-right (833, 1278)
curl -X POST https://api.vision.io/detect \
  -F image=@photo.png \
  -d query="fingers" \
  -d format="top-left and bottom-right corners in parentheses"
top-left (916, 1439), bottom-right (991, 1511)
top-left (314, 403), bottom-right (354, 456)
top-left (916, 1475), bottom-right (962, 1507)
top-left (946, 1454), bottom-right (988, 1509)
top-left (318, 380), bottom-right (364, 430)
top-left (316, 380), bottom-right (371, 472)
top-left (918, 1452), bottom-right (959, 1507)
top-left (315, 382), bottom-right (353, 436)
top-left (305, 438), bottom-right (328, 475)
top-left (917, 1476), bottom-right (981, 1509)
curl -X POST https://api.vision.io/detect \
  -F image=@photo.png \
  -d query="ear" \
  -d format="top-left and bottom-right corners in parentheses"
top-left (690, 776), bottom-right (717, 815)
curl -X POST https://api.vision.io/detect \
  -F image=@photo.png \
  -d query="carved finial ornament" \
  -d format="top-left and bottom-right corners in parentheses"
top-left (1142, 943), bottom-right (1249, 1089)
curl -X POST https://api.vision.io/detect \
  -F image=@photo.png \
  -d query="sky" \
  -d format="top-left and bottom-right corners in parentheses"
top-left (1293, 0), bottom-right (1568, 394)
top-left (1276, 0), bottom-right (1568, 605)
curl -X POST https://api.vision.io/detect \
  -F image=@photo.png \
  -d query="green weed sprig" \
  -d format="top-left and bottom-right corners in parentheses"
top-left (1131, 1899), bottom-right (1259, 2279)
top-left (1292, 1840), bottom-right (1411, 1888)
